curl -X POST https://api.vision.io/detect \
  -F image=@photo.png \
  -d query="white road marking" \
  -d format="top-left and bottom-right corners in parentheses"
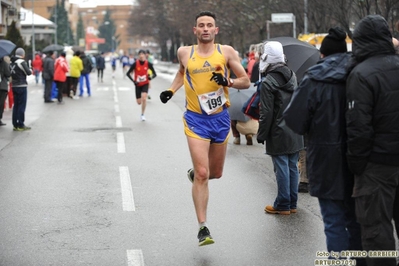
top-left (116, 116), bottom-right (122, 127)
top-left (117, 132), bottom-right (125, 153)
top-left (119, 166), bottom-right (135, 212)
top-left (118, 87), bottom-right (131, 91)
top-left (115, 104), bottom-right (120, 113)
top-left (127, 249), bottom-right (144, 266)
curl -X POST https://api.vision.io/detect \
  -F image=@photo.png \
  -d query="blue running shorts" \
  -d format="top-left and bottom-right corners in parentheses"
top-left (183, 109), bottom-right (231, 144)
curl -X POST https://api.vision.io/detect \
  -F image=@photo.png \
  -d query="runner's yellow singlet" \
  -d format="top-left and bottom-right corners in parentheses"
top-left (184, 44), bottom-right (230, 115)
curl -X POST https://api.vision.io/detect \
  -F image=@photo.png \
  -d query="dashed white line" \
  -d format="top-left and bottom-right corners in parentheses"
top-left (116, 116), bottom-right (122, 127)
top-left (119, 166), bottom-right (135, 212)
top-left (117, 132), bottom-right (126, 153)
top-left (127, 249), bottom-right (144, 266)
top-left (115, 104), bottom-right (120, 113)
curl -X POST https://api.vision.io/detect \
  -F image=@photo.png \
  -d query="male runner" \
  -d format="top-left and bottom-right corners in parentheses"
top-left (126, 50), bottom-right (157, 121)
top-left (159, 11), bottom-right (250, 246)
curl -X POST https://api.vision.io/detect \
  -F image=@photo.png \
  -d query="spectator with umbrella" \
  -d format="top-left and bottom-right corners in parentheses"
top-left (0, 55), bottom-right (11, 126)
top-left (0, 39), bottom-right (15, 126)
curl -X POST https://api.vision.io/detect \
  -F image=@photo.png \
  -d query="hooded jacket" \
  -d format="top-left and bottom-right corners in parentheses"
top-left (346, 15), bottom-right (399, 175)
top-left (54, 56), bottom-right (69, 82)
top-left (69, 55), bottom-right (83, 78)
top-left (31, 54), bottom-right (43, 72)
top-left (283, 53), bottom-right (353, 200)
top-left (9, 55), bottom-right (32, 87)
top-left (257, 65), bottom-right (303, 155)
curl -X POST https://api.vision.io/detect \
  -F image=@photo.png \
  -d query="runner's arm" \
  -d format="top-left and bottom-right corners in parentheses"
top-left (126, 62), bottom-right (135, 83)
top-left (148, 63), bottom-right (157, 79)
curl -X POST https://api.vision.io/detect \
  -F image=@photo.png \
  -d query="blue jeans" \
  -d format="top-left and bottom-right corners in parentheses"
top-left (34, 70), bottom-right (40, 84)
top-left (12, 86), bottom-right (27, 128)
top-left (79, 73), bottom-right (91, 95)
top-left (318, 198), bottom-right (363, 253)
top-left (271, 153), bottom-right (299, 210)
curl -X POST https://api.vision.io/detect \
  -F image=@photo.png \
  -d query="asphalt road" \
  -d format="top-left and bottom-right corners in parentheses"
top-left (0, 61), bottom-right (385, 266)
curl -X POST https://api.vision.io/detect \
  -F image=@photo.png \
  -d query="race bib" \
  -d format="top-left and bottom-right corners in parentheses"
top-left (137, 75), bottom-right (147, 82)
top-left (198, 87), bottom-right (227, 115)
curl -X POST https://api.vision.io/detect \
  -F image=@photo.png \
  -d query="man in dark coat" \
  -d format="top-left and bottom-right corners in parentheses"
top-left (283, 27), bottom-right (364, 265)
top-left (256, 41), bottom-right (304, 215)
top-left (345, 15), bottom-right (399, 266)
top-left (42, 51), bottom-right (55, 103)
top-left (96, 52), bottom-right (105, 82)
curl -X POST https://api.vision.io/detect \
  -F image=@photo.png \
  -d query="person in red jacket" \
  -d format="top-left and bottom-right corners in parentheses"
top-left (126, 50), bottom-right (157, 121)
top-left (31, 53), bottom-right (43, 84)
top-left (53, 52), bottom-right (69, 104)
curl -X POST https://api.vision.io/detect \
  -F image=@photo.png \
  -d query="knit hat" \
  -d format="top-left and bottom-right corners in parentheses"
top-left (320, 27), bottom-right (347, 56)
top-left (259, 41), bottom-right (285, 73)
top-left (15, 48), bottom-right (25, 57)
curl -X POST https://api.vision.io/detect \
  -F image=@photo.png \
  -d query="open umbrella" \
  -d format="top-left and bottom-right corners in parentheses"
top-left (268, 36), bottom-right (320, 83)
top-left (42, 44), bottom-right (64, 53)
top-left (228, 86), bottom-right (256, 121)
top-left (0, 40), bottom-right (16, 58)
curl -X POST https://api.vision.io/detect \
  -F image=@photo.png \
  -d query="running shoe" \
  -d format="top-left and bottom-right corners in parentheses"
top-left (13, 127), bottom-right (24, 131)
top-left (197, 226), bottom-right (215, 246)
top-left (187, 168), bottom-right (194, 183)
top-left (141, 115), bottom-right (146, 121)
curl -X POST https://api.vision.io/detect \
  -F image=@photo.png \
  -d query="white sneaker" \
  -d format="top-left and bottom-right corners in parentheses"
top-left (141, 115), bottom-right (146, 121)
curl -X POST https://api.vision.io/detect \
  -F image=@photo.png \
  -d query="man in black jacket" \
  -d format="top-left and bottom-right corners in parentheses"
top-left (283, 27), bottom-right (364, 265)
top-left (346, 15), bottom-right (399, 266)
top-left (9, 48), bottom-right (32, 131)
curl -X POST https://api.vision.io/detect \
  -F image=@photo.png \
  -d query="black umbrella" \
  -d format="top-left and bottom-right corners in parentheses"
top-left (228, 86), bottom-right (256, 121)
top-left (42, 44), bottom-right (64, 53)
top-left (269, 36), bottom-right (320, 83)
top-left (0, 39), bottom-right (16, 58)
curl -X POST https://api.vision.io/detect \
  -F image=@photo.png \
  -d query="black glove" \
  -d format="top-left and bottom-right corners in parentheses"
top-left (160, 90), bottom-right (174, 103)
top-left (210, 72), bottom-right (229, 86)
top-left (133, 80), bottom-right (138, 86)
top-left (148, 75), bottom-right (152, 81)
top-left (257, 138), bottom-right (264, 144)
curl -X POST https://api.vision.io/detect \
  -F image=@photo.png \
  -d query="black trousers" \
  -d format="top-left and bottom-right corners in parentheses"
top-left (55, 81), bottom-right (65, 103)
top-left (352, 162), bottom-right (399, 266)
top-left (0, 89), bottom-right (8, 120)
top-left (44, 79), bottom-right (53, 102)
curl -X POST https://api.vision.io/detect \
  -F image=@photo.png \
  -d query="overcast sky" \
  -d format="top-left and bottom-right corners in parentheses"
top-left (69, 0), bottom-right (136, 7)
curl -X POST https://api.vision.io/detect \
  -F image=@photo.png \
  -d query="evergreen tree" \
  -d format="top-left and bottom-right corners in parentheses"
top-left (76, 13), bottom-right (85, 47)
top-left (5, 20), bottom-right (25, 49)
top-left (49, 0), bottom-right (75, 45)
top-left (98, 9), bottom-right (117, 52)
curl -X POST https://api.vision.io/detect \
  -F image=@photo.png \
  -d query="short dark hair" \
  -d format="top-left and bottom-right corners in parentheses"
top-left (75, 51), bottom-right (81, 56)
top-left (195, 11), bottom-right (216, 23)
